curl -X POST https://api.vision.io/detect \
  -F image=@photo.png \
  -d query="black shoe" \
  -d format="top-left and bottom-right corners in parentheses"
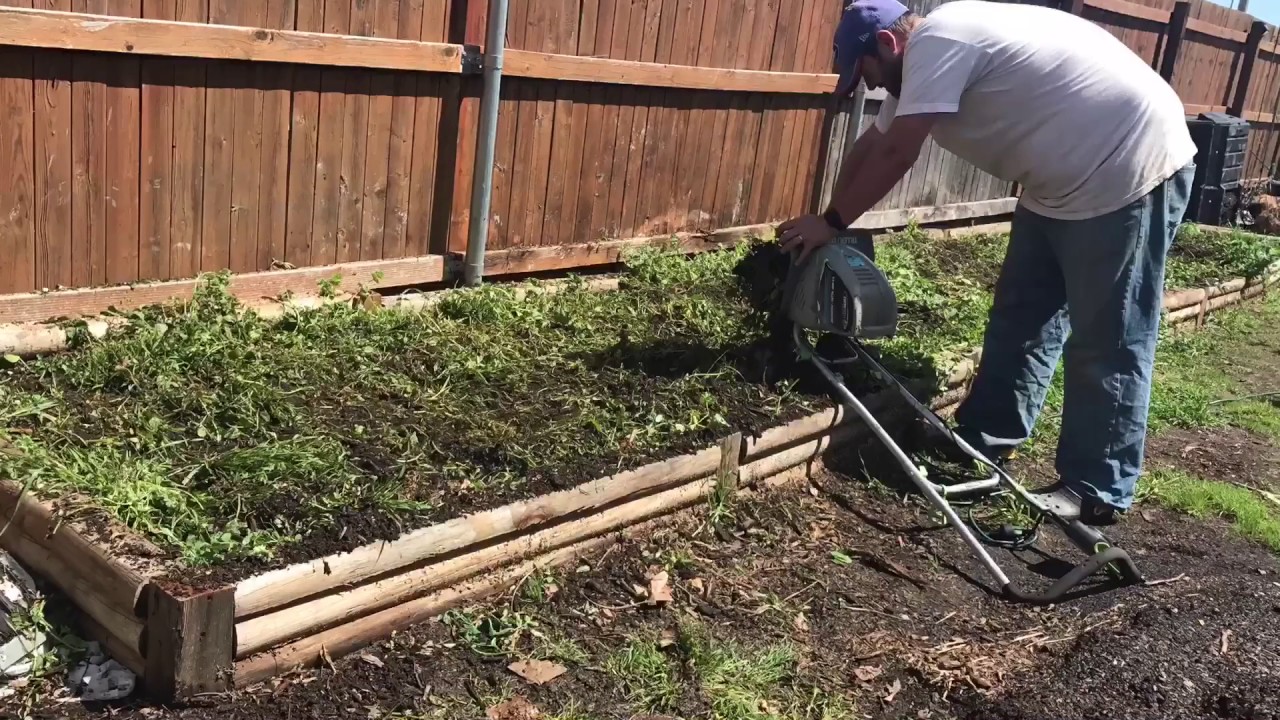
top-left (1079, 497), bottom-right (1123, 527)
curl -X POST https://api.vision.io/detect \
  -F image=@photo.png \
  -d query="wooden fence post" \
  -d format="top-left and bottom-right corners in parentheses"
top-left (1228, 21), bottom-right (1268, 119)
top-left (144, 584), bottom-right (236, 701)
top-left (1160, 1), bottom-right (1191, 84)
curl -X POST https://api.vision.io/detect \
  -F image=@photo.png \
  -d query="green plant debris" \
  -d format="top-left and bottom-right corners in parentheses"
top-left (1166, 224), bottom-right (1280, 289)
top-left (440, 608), bottom-right (542, 658)
top-left (606, 623), bottom-right (818, 720)
top-left (0, 247), bottom-right (821, 571)
top-left (1142, 468), bottom-right (1280, 552)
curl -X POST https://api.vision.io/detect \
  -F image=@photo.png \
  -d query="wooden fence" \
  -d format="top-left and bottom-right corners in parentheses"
top-left (0, 0), bottom-right (1275, 311)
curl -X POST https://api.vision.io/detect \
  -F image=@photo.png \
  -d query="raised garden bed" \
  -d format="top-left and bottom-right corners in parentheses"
top-left (0, 225), bottom-right (1276, 700)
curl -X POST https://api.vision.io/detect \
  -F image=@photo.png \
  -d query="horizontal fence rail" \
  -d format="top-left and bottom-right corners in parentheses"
top-left (0, 0), bottom-right (1275, 304)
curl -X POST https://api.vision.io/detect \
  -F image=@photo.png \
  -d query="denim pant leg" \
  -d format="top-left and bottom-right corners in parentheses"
top-left (954, 206), bottom-right (1070, 458)
top-left (1050, 163), bottom-right (1195, 510)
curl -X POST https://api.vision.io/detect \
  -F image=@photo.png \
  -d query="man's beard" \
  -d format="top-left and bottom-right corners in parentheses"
top-left (884, 57), bottom-right (904, 98)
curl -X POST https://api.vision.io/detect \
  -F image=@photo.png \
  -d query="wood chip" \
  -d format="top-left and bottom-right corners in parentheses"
top-left (319, 645), bottom-right (336, 672)
top-left (854, 665), bottom-right (883, 682)
top-left (1145, 573), bottom-right (1189, 587)
top-left (359, 654), bottom-right (385, 668)
top-left (1220, 629), bottom-right (1232, 656)
top-left (649, 571), bottom-right (673, 605)
top-left (508, 659), bottom-right (567, 686)
top-left (794, 613), bottom-right (810, 632)
top-left (884, 678), bottom-right (902, 703)
top-left (689, 578), bottom-right (705, 595)
top-left (486, 696), bottom-right (542, 720)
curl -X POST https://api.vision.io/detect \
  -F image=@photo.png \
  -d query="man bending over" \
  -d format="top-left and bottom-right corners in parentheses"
top-left (779, 0), bottom-right (1197, 525)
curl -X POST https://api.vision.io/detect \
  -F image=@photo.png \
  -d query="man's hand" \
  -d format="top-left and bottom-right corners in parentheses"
top-left (778, 214), bottom-right (837, 263)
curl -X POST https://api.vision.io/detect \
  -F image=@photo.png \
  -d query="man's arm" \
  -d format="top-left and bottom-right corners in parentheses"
top-left (825, 113), bottom-right (937, 226)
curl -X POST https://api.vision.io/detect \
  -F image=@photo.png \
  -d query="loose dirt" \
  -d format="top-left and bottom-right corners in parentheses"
top-left (1147, 426), bottom-right (1280, 492)
top-left (23, 454), bottom-right (1280, 720)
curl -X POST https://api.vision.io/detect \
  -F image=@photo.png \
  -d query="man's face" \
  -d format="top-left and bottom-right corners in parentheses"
top-left (860, 31), bottom-right (906, 98)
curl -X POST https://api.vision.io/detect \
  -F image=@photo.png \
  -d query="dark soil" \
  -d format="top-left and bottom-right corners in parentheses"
top-left (1147, 426), bottom-right (1280, 491)
top-left (25, 444), bottom-right (1280, 720)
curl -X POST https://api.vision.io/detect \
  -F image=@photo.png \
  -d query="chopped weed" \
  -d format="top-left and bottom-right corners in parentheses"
top-left (440, 608), bottom-right (541, 658)
top-left (533, 633), bottom-right (590, 666)
top-left (0, 248), bottom-right (824, 572)
top-left (1143, 468), bottom-right (1280, 552)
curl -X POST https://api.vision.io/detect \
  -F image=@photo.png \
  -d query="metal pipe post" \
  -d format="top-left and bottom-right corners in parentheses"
top-left (462, 0), bottom-right (511, 287)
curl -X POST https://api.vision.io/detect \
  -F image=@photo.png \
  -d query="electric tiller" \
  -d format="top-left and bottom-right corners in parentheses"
top-left (774, 234), bottom-right (1144, 604)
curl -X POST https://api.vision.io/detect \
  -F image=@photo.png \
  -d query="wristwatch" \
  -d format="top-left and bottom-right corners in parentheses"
top-left (822, 208), bottom-right (847, 231)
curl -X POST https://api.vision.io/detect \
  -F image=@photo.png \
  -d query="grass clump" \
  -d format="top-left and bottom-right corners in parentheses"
top-left (607, 638), bottom-right (683, 714)
top-left (679, 622), bottom-right (799, 720)
top-left (1142, 468), bottom-right (1280, 552)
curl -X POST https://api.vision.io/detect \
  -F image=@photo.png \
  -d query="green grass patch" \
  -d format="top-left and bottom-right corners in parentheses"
top-left (606, 638), bottom-right (683, 714)
top-left (1142, 468), bottom-right (1280, 552)
top-left (606, 623), bottom-right (847, 720)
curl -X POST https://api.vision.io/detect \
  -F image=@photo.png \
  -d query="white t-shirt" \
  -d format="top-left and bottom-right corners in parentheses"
top-left (874, 0), bottom-right (1197, 221)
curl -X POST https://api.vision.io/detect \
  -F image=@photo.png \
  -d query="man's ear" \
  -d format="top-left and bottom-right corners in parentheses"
top-left (875, 29), bottom-right (902, 55)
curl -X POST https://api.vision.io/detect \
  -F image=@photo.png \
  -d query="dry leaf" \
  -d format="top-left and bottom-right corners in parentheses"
top-left (854, 665), bottom-right (883, 682)
top-left (659, 628), bottom-right (678, 649)
top-left (884, 679), bottom-right (902, 703)
top-left (689, 578), bottom-right (706, 595)
top-left (319, 645), bottom-right (336, 672)
top-left (359, 653), bottom-right (385, 668)
top-left (649, 571), bottom-right (673, 605)
top-left (486, 696), bottom-right (541, 720)
top-left (793, 613), bottom-right (810, 632)
top-left (631, 583), bottom-right (649, 598)
top-left (508, 659), bottom-right (567, 686)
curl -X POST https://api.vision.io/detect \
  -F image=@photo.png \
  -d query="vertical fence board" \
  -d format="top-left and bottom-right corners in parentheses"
top-left (0, 44), bottom-right (35, 295)
top-left (34, 44), bottom-right (74, 291)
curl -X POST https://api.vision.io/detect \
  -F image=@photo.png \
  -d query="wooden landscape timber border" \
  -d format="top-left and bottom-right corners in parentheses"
top-left (2, 254), bottom-right (1275, 698)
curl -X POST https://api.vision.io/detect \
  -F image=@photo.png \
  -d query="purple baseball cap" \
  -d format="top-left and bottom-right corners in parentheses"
top-left (833, 0), bottom-right (911, 97)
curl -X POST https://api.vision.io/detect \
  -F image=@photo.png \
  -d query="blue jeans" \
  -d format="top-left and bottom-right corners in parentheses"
top-left (954, 163), bottom-right (1195, 510)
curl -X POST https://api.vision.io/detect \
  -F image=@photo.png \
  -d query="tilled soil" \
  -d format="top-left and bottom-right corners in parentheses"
top-left (1147, 425), bottom-right (1280, 491)
top-left (21, 455), bottom-right (1280, 720)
